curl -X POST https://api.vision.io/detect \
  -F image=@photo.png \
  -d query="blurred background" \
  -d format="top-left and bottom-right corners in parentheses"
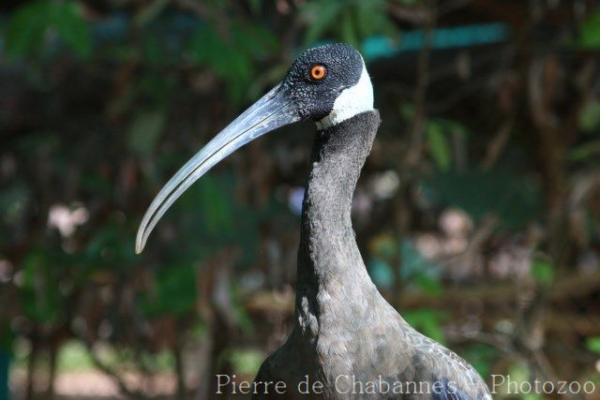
top-left (1, 0), bottom-right (600, 399)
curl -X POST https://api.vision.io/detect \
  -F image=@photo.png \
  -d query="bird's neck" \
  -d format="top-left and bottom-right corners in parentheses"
top-left (295, 110), bottom-right (381, 335)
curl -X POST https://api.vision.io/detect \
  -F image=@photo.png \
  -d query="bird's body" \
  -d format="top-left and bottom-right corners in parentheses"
top-left (253, 112), bottom-right (490, 399)
top-left (136, 44), bottom-right (491, 400)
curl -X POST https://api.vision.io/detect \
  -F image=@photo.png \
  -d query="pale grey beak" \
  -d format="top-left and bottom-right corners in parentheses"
top-left (135, 85), bottom-right (299, 254)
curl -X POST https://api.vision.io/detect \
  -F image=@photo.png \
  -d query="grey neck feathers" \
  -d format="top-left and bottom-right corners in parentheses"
top-left (295, 110), bottom-right (381, 334)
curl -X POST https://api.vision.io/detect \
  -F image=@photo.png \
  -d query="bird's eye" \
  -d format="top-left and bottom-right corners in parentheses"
top-left (309, 64), bottom-right (327, 81)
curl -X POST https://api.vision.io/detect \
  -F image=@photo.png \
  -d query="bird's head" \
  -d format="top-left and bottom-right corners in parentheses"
top-left (136, 43), bottom-right (373, 253)
top-left (282, 43), bottom-right (373, 127)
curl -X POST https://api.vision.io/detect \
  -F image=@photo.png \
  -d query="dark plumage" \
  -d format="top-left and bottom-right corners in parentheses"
top-left (136, 43), bottom-right (491, 399)
top-left (252, 112), bottom-right (490, 399)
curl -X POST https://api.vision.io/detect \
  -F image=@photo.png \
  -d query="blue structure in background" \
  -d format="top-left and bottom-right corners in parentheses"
top-left (362, 23), bottom-right (509, 60)
top-left (0, 351), bottom-right (9, 400)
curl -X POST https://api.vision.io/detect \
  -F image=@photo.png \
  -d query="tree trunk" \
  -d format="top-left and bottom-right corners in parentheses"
top-left (25, 338), bottom-right (38, 400)
top-left (173, 337), bottom-right (186, 400)
top-left (45, 343), bottom-right (57, 400)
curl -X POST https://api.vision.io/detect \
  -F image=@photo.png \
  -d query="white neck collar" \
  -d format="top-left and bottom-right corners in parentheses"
top-left (316, 62), bottom-right (374, 130)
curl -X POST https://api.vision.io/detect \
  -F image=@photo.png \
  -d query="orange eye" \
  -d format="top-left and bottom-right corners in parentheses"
top-left (310, 64), bottom-right (327, 81)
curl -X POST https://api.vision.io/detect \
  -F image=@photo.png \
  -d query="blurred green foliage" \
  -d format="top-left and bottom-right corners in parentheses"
top-left (301, 0), bottom-right (396, 47)
top-left (189, 21), bottom-right (277, 101)
top-left (531, 258), bottom-right (554, 287)
top-left (425, 170), bottom-right (541, 229)
top-left (579, 9), bottom-right (600, 48)
top-left (7, 0), bottom-right (91, 59)
top-left (586, 337), bottom-right (600, 354)
top-left (404, 309), bottom-right (447, 344)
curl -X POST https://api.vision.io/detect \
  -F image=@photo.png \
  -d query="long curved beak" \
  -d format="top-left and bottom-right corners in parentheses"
top-left (135, 85), bottom-right (299, 254)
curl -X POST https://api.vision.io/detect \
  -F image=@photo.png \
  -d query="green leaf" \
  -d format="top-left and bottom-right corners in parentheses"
top-left (426, 122), bottom-right (451, 172)
top-left (302, 1), bottom-right (344, 45)
top-left (531, 259), bottom-right (554, 286)
top-left (127, 110), bottom-right (166, 157)
top-left (579, 11), bottom-right (600, 48)
top-left (341, 9), bottom-right (359, 48)
top-left (57, 341), bottom-right (95, 372)
top-left (302, 0), bottom-right (395, 46)
top-left (0, 183), bottom-right (29, 226)
top-left (414, 273), bottom-right (443, 297)
top-left (247, 0), bottom-right (262, 14)
top-left (20, 250), bottom-right (64, 324)
top-left (355, 0), bottom-right (396, 39)
top-left (370, 234), bottom-right (398, 259)
top-left (400, 103), bottom-right (415, 119)
top-left (227, 349), bottom-right (264, 376)
top-left (189, 24), bottom-right (256, 103)
top-left (52, 1), bottom-right (92, 59)
top-left (6, 1), bottom-right (50, 58)
top-left (569, 140), bottom-right (600, 162)
top-left (198, 176), bottom-right (234, 235)
top-left (0, 322), bottom-right (13, 352)
top-left (461, 344), bottom-right (498, 378)
top-left (84, 217), bottom-right (136, 267)
top-left (579, 100), bottom-right (600, 132)
top-left (134, 0), bottom-right (169, 27)
top-left (142, 35), bottom-right (167, 67)
top-left (141, 264), bottom-right (198, 317)
top-left (404, 309), bottom-right (446, 344)
top-left (587, 337), bottom-right (600, 353)
top-left (5, 1), bottom-right (91, 59)
top-left (188, 20), bottom-right (277, 103)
